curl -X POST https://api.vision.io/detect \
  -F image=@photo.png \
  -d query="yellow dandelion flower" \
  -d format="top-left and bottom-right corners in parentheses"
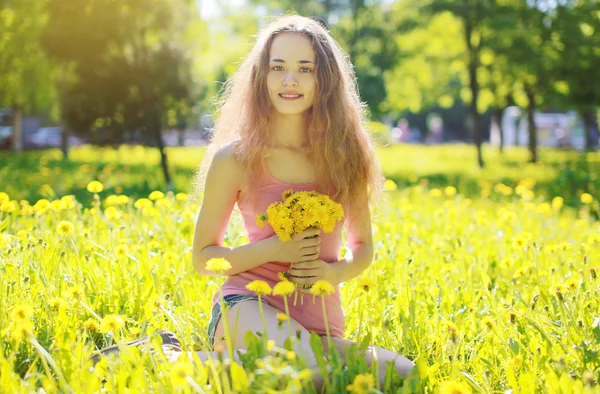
top-left (116, 195), bottom-right (129, 205)
top-left (57, 221), bottom-right (75, 236)
top-left (581, 193), bottom-right (593, 204)
top-left (59, 195), bottom-right (76, 210)
top-left (256, 214), bottom-right (266, 228)
top-left (246, 280), bottom-right (272, 296)
top-left (437, 380), bottom-right (472, 394)
top-left (115, 244), bottom-right (128, 258)
top-left (310, 280), bottom-right (335, 296)
top-left (286, 351), bottom-right (296, 360)
top-left (148, 191), bottom-right (164, 201)
top-left (100, 314), bottom-right (125, 334)
top-left (512, 355), bottom-right (523, 367)
top-left (48, 298), bottom-right (67, 311)
top-left (105, 195), bottom-right (120, 206)
top-left (588, 233), bottom-right (600, 245)
top-left (481, 316), bottom-right (494, 330)
top-left (552, 196), bottom-right (564, 210)
top-left (175, 193), bottom-right (188, 201)
top-left (83, 319), bottom-right (100, 333)
top-left (11, 305), bottom-right (33, 321)
top-left (11, 321), bottom-right (33, 342)
top-left (0, 200), bottom-right (17, 213)
top-left (86, 181), bottom-right (104, 193)
top-left (273, 280), bottom-right (295, 297)
top-left (347, 373), bottom-right (375, 394)
top-left (0, 192), bottom-right (9, 204)
top-left (134, 198), bottom-right (152, 209)
top-left (104, 206), bottom-right (121, 221)
top-left (67, 285), bottom-right (84, 300)
top-left (357, 277), bottom-right (374, 293)
top-left (267, 339), bottom-right (276, 351)
top-left (205, 258), bottom-right (232, 274)
top-left (444, 186), bottom-right (457, 197)
top-left (276, 313), bottom-right (288, 322)
top-left (385, 179), bottom-right (397, 191)
top-left (170, 361), bottom-right (193, 387)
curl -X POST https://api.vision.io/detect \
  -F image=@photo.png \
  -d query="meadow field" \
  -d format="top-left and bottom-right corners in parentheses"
top-left (0, 144), bottom-right (599, 393)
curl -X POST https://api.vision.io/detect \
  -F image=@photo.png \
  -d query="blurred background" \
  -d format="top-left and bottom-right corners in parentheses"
top-left (0, 0), bottom-right (598, 208)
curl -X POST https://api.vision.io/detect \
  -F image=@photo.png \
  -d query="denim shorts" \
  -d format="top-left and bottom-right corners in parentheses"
top-left (206, 294), bottom-right (339, 349)
top-left (206, 294), bottom-right (268, 348)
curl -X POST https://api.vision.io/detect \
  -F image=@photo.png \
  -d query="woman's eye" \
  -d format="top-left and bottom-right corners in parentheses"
top-left (300, 67), bottom-right (312, 73)
top-left (272, 65), bottom-right (284, 71)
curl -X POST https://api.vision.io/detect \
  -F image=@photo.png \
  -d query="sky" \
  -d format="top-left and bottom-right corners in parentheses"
top-left (197, 0), bottom-right (246, 19)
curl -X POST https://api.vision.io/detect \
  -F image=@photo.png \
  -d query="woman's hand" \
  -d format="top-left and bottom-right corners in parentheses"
top-left (266, 228), bottom-right (321, 264)
top-left (286, 259), bottom-right (339, 293)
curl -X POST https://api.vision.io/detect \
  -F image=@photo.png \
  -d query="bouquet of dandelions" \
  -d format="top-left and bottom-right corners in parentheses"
top-left (256, 189), bottom-right (344, 242)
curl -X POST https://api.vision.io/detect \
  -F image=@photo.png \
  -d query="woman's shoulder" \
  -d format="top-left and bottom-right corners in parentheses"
top-left (211, 139), bottom-right (246, 180)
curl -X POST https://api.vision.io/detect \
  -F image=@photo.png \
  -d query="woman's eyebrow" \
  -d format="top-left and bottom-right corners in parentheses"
top-left (270, 58), bottom-right (315, 64)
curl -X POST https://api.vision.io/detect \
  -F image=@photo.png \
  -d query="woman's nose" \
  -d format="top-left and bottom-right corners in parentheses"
top-left (282, 73), bottom-right (298, 87)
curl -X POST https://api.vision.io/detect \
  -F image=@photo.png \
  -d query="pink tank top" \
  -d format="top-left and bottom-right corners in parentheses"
top-left (211, 167), bottom-right (346, 337)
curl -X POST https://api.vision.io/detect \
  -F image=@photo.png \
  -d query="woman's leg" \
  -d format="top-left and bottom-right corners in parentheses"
top-left (167, 300), bottom-right (326, 389)
top-left (321, 336), bottom-right (415, 389)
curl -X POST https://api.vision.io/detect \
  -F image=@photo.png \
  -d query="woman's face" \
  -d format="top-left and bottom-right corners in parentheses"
top-left (266, 32), bottom-right (316, 116)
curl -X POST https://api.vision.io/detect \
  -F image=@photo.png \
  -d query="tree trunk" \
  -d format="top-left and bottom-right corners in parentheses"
top-left (494, 107), bottom-right (505, 154)
top-left (177, 128), bottom-right (185, 147)
top-left (464, 16), bottom-right (484, 168)
top-left (153, 113), bottom-right (172, 189)
top-left (61, 128), bottom-right (69, 159)
top-left (525, 84), bottom-right (537, 163)
top-left (581, 108), bottom-right (595, 151)
top-left (12, 104), bottom-right (23, 152)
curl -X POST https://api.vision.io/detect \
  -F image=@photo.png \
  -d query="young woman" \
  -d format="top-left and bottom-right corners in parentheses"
top-left (190, 14), bottom-right (414, 385)
top-left (94, 14), bottom-right (414, 388)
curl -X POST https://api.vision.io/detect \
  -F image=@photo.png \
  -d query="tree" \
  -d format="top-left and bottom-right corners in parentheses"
top-left (42, 0), bottom-right (200, 186)
top-left (419, 0), bottom-right (501, 168)
top-left (0, 0), bottom-right (57, 152)
top-left (551, 0), bottom-right (600, 151)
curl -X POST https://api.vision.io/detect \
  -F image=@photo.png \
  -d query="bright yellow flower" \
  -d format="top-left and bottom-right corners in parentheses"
top-left (588, 233), bottom-right (600, 244)
top-left (429, 188), bottom-right (443, 197)
top-left (0, 200), bottom-right (17, 213)
top-left (346, 373), bottom-right (375, 394)
top-left (256, 214), bottom-right (266, 228)
top-left (11, 321), bottom-right (33, 342)
top-left (83, 319), bottom-right (100, 333)
top-left (310, 280), bottom-right (335, 296)
top-left (0, 192), bottom-right (9, 204)
top-left (134, 198), bottom-right (152, 209)
top-left (87, 181), bottom-right (104, 193)
top-left (11, 305), bottom-right (33, 321)
top-left (59, 195), bottom-right (76, 210)
top-left (57, 221), bottom-right (75, 236)
top-left (104, 206), bottom-right (121, 221)
top-left (512, 355), bottom-right (523, 367)
top-left (148, 191), bottom-right (164, 201)
top-left (246, 280), bottom-right (272, 296)
top-left (48, 298), bottom-right (67, 311)
top-left (105, 195), bottom-right (120, 207)
top-left (115, 244), bottom-right (128, 258)
top-left (552, 196), bottom-right (564, 210)
top-left (205, 258), bottom-right (232, 274)
top-left (581, 193), bottom-right (593, 204)
top-left (170, 361), bottom-right (193, 387)
top-left (100, 314), bottom-right (125, 334)
top-left (273, 280), bottom-right (295, 296)
top-left (357, 278), bottom-right (374, 293)
top-left (385, 179), bottom-right (397, 191)
top-left (444, 186), bottom-right (457, 197)
top-left (276, 313), bottom-right (288, 322)
top-left (67, 285), bottom-right (84, 300)
top-left (436, 380), bottom-right (472, 394)
top-left (175, 193), bottom-right (188, 201)
top-left (481, 316), bottom-right (494, 330)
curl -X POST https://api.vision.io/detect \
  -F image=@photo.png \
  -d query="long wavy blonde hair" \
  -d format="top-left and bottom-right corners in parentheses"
top-left (192, 15), bottom-right (383, 208)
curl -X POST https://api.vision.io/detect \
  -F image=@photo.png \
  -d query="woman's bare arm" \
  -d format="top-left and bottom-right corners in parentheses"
top-left (192, 143), bottom-right (277, 276)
